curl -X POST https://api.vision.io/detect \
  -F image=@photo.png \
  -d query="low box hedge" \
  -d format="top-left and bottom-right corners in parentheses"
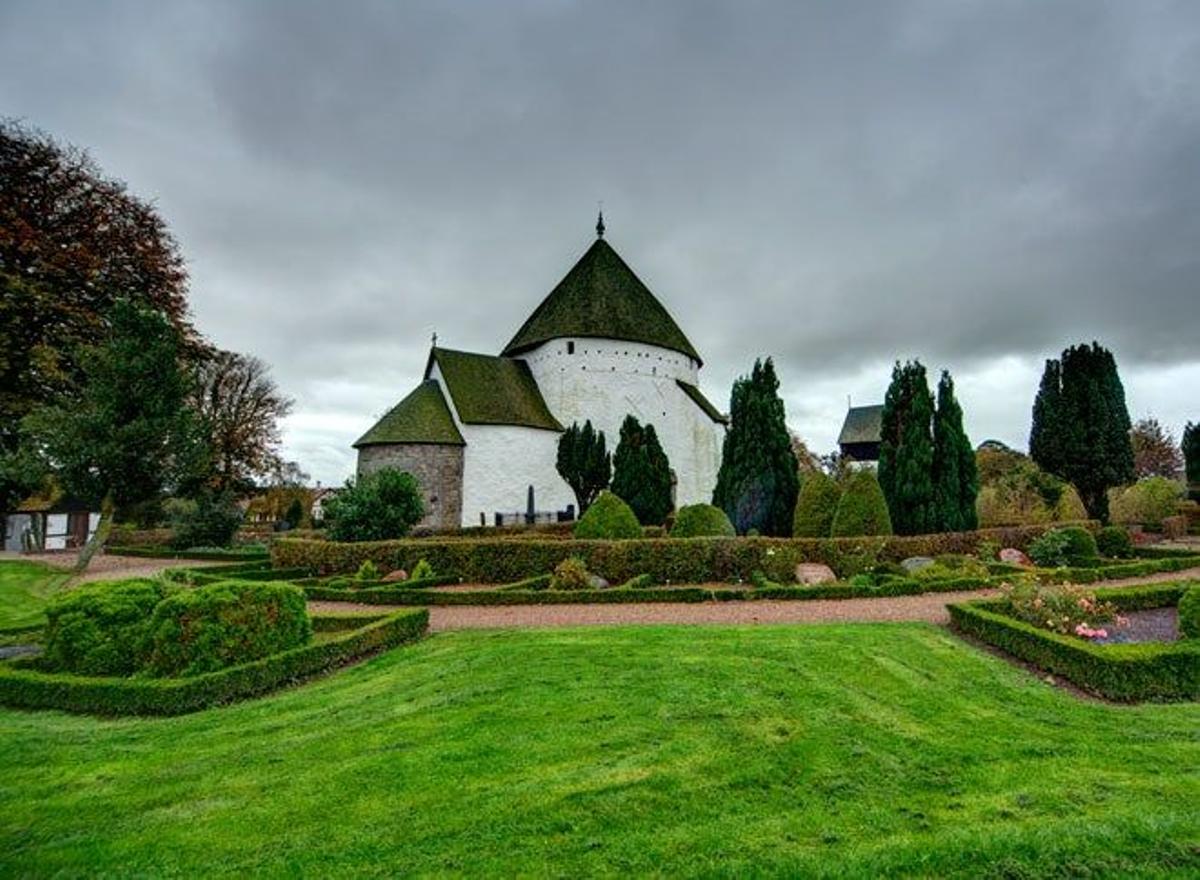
top-left (273, 522), bottom-right (1100, 583)
top-left (107, 546), bottom-right (270, 562)
top-left (948, 582), bottom-right (1199, 702)
top-left (0, 609), bottom-right (428, 717)
top-left (310, 611), bottom-right (389, 632)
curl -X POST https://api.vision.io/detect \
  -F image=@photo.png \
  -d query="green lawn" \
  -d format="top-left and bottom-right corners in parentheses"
top-left (1, 624), bottom-right (1197, 877)
top-left (0, 561), bottom-right (68, 630)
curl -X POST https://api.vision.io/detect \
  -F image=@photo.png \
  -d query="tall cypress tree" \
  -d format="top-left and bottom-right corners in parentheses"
top-left (555, 420), bottom-right (610, 515)
top-left (932, 371), bottom-right (978, 531)
top-left (610, 415), bottom-right (673, 525)
top-left (1029, 342), bottom-right (1133, 522)
top-left (1183, 421), bottom-right (1200, 501)
top-left (712, 358), bottom-right (798, 535)
top-left (878, 360), bottom-right (936, 535)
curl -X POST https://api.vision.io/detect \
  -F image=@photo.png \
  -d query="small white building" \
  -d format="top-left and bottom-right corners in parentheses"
top-left (354, 220), bottom-right (727, 528)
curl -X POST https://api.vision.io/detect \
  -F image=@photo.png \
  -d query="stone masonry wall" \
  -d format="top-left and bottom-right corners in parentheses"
top-left (356, 443), bottom-right (464, 530)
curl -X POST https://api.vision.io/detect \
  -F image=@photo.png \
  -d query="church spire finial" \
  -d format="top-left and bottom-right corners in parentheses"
top-left (596, 202), bottom-right (605, 238)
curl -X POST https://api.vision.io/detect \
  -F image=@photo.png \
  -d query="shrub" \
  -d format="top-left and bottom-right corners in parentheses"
top-left (1162, 515), bottom-right (1188, 540)
top-left (1110, 477), bottom-right (1184, 531)
top-left (143, 581), bottom-right (312, 677)
top-left (1028, 528), bottom-right (1072, 567)
top-left (1003, 582), bottom-right (1118, 637)
top-left (830, 470), bottom-right (892, 537)
top-left (411, 559), bottom-right (435, 580)
top-left (168, 492), bottom-right (243, 550)
top-left (573, 491), bottom-right (641, 540)
top-left (1058, 525), bottom-right (1099, 564)
top-left (1179, 587), bottom-right (1200, 639)
top-left (671, 504), bottom-right (736, 538)
top-left (325, 468), bottom-right (424, 542)
top-left (550, 556), bottom-right (592, 591)
top-left (977, 538), bottom-right (1001, 562)
top-left (792, 471), bottom-right (842, 538)
top-left (355, 560), bottom-right (380, 582)
top-left (43, 579), bottom-right (174, 676)
top-left (1095, 526), bottom-right (1134, 559)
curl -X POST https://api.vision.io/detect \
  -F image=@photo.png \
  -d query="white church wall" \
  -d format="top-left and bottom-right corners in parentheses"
top-left (520, 339), bottom-right (723, 507)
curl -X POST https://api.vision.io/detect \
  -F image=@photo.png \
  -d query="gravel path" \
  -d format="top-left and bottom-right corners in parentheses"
top-left (3, 551), bottom-right (220, 585)
top-left (310, 566), bottom-right (1200, 633)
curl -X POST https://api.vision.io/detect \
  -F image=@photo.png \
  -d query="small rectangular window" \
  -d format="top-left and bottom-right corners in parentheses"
top-left (567, 341), bottom-right (575, 354)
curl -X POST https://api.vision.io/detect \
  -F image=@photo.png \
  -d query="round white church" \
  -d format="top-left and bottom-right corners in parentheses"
top-left (354, 217), bottom-right (727, 528)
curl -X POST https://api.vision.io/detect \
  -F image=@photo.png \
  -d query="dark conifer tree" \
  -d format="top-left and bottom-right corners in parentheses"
top-left (1183, 421), bottom-right (1200, 500)
top-left (610, 415), bottom-right (673, 525)
top-left (878, 360), bottom-right (936, 535)
top-left (932, 371), bottom-right (978, 531)
top-left (1029, 342), bottom-right (1134, 522)
top-left (555, 420), bottom-right (610, 515)
top-left (712, 358), bottom-right (798, 535)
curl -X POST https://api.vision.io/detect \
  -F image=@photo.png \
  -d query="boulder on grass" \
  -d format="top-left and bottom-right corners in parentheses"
top-left (795, 563), bottom-right (837, 585)
top-left (587, 574), bottom-right (610, 590)
top-left (998, 548), bottom-right (1032, 567)
top-left (901, 556), bottom-right (935, 573)
top-left (381, 569), bottom-right (409, 582)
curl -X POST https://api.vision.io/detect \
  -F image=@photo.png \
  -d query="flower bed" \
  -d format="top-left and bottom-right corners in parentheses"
top-left (0, 608), bottom-right (428, 716)
top-left (948, 582), bottom-right (1199, 702)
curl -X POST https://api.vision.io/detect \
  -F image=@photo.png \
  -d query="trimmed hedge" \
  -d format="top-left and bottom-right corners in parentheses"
top-left (43, 579), bottom-right (174, 676)
top-left (0, 609), bottom-right (428, 716)
top-left (671, 504), bottom-right (736, 538)
top-left (1180, 586), bottom-right (1200, 639)
top-left (310, 612), bottom-right (389, 632)
top-left (574, 492), bottom-right (642, 540)
top-left (274, 522), bottom-right (1102, 583)
top-left (949, 583), bottom-right (1199, 702)
top-left (106, 546), bottom-right (270, 562)
top-left (143, 581), bottom-right (312, 677)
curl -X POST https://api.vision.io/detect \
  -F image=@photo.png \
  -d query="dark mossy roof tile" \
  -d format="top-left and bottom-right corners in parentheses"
top-left (676, 380), bottom-right (729, 425)
top-left (838, 405), bottom-right (884, 446)
top-left (427, 347), bottom-right (563, 431)
top-left (502, 238), bottom-right (702, 364)
top-left (353, 380), bottom-right (465, 447)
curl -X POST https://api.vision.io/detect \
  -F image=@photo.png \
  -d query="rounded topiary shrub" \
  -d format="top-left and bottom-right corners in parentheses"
top-left (1110, 477), bottom-right (1184, 531)
top-left (143, 581), bottom-right (312, 677)
top-left (1058, 525), bottom-right (1099, 564)
top-left (574, 491), bottom-right (642, 540)
top-left (792, 471), bottom-right (842, 538)
top-left (1095, 525), bottom-right (1134, 559)
top-left (830, 470), bottom-right (892, 537)
top-left (550, 556), bottom-right (592, 590)
top-left (671, 503), bottom-right (736, 538)
top-left (1179, 586), bottom-right (1200, 639)
top-left (43, 578), bottom-right (175, 676)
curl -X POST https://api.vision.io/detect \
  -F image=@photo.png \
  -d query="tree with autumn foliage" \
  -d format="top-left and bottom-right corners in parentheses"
top-left (1129, 417), bottom-right (1183, 479)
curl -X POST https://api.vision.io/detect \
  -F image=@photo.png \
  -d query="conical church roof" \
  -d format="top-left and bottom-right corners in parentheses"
top-left (501, 238), bottom-right (702, 364)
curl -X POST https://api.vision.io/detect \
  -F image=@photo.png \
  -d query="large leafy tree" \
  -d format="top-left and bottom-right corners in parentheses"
top-left (191, 350), bottom-right (294, 495)
top-left (932, 371), bottom-right (979, 531)
top-left (878, 361), bottom-right (936, 535)
top-left (555, 420), bottom-right (611, 515)
top-left (0, 120), bottom-right (195, 511)
top-left (1029, 342), bottom-right (1134, 522)
top-left (1129, 417), bottom-right (1183, 479)
top-left (610, 415), bottom-right (673, 526)
top-left (712, 358), bottom-right (798, 536)
top-left (324, 468), bottom-right (424, 542)
top-left (21, 301), bottom-right (200, 571)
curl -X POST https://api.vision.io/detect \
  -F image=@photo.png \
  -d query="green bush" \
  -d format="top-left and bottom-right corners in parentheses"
top-left (1028, 528), bottom-right (1072, 567)
top-left (792, 471), bottom-right (842, 538)
top-left (411, 559), bottom-right (435, 580)
top-left (1110, 477), bottom-right (1185, 530)
top-left (143, 581), bottom-right (312, 677)
top-left (1095, 526), bottom-right (1134, 559)
top-left (550, 556), bottom-right (592, 591)
top-left (671, 504), bottom-right (735, 538)
top-left (43, 579), bottom-right (174, 676)
top-left (830, 471), bottom-right (892, 537)
top-left (355, 560), bottom-right (381, 582)
top-left (168, 492), bottom-right (243, 550)
top-left (573, 491), bottom-right (641, 540)
top-left (325, 468), bottom-right (424, 542)
top-left (1180, 586), bottom-right (1200, 639)
top-left (1058, 525), bottom-right (1099, 563)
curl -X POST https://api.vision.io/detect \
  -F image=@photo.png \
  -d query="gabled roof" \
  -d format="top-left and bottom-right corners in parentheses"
top-left (837, 405), bottom-right (884, 446)
top-left (501, 238), bottom-right (702, 364)
top-left (426, 347), bottom-right (563, 432)
top-left (353, 380), bottom-right (465, 447)
top-left (676, 380), bottom-right (728, 425)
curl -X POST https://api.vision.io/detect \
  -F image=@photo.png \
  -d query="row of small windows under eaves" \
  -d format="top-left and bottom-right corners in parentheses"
top-left (523, 341), bottom-right (694, 371)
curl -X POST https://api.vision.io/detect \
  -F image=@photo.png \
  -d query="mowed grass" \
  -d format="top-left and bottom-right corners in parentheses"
top-left (0, 561), bottom-right (68, 630)
top-left (1, 624), bottom-right (1197, 877)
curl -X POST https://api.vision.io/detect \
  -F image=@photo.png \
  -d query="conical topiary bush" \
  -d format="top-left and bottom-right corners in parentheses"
top-left (573, 490), bottom-right (642, 540)
top-left (792, 471), bottom-right (842, 537)
top-left (831, 470), bottom-right (893, 537)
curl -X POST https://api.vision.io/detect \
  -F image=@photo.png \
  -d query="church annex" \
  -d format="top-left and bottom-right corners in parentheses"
top-left (353, 219), bottom-right (727, 528)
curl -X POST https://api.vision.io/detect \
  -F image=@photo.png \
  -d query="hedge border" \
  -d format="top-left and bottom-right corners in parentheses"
top-left (107, 546), bottom-right (270, 562)
top-left (948, 582), bottom-right (1199, 702)
top-left (0, 608), bottom-right (428, 717)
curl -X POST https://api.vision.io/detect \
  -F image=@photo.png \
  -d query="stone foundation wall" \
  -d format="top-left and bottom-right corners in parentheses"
top-left (356, 443), bottom-right (464, 530)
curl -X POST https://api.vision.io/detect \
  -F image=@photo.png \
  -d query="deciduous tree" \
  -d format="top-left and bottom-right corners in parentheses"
top-left (1129, 417), bottom-right (1183, 479)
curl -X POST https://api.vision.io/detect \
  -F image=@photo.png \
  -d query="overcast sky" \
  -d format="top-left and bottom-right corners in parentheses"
top-left (3, 1), bottom-right (1198, 485)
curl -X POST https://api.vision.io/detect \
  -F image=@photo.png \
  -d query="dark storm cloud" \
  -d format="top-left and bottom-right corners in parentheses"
top-left (3, 0), bottom-right (1198, 481)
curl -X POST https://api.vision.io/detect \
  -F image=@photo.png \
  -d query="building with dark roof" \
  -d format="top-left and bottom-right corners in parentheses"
top-left (354, 218), bottom-right (726, 528)
top-left (837, 404), bottom-right (884, 462)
